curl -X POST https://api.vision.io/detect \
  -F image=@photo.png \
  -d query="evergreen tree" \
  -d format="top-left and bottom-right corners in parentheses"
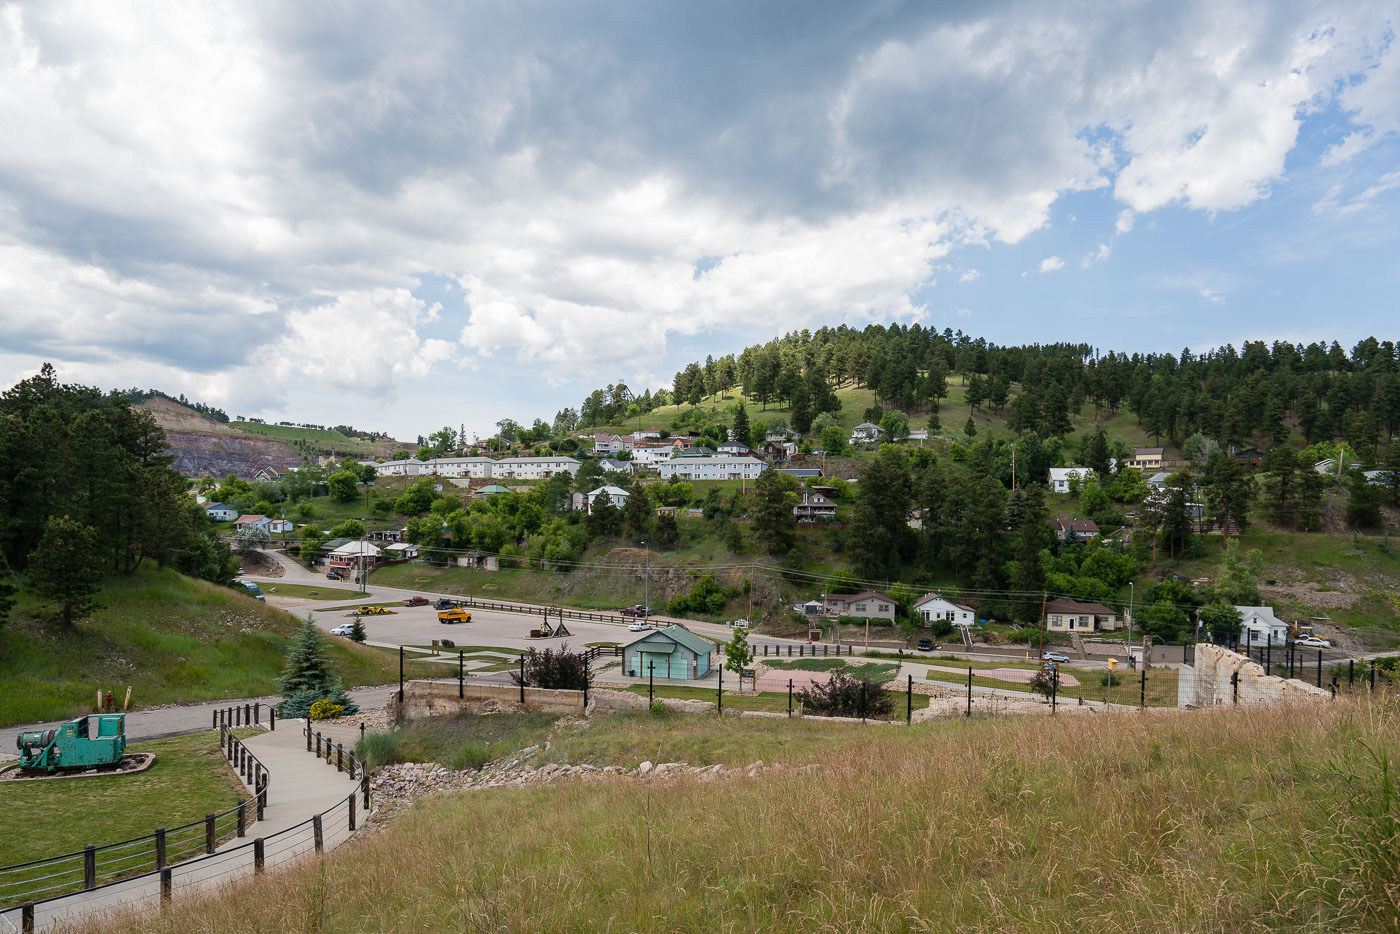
top-left (347, 614), bottom-right (367, 644)
top-left (1084, 429), bottom-right (1111, 477)
top-left (750, 470), bottom-right (797, 554)
top-left (731, 401), bottom-right (751, 445)
top-left (1011, 485), bottom-right (1049, 622)
top-left (276, 615), bottom-right (358, 718)
top-left (0, 554), bottom-right (16, 627)
top-left (1346, 473), bottom-right (1384, 529)
top-left (586, 490), bottom-right (623, 539)
top-left (653, 512), bottom-right (679, 548)
top-left (27, 516), bottom-right (104, 625)
top-left (964, 416), bottom-right (977, 438)
top-left (1203, 451), bottom-right (1253, 545)
top-left (620, 485), bottom-right (652, 538)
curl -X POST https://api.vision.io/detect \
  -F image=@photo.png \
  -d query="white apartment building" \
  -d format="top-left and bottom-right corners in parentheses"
top-left (658, 456), bottom-right (767, 481)
top-left (372, 456), bottom-right (579, 481)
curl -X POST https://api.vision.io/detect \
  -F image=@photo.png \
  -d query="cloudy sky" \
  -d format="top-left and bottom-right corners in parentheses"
top-left (1, 1), bottom-right (1397, 440)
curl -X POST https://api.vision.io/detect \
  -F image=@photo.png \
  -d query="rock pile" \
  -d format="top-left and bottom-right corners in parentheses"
top-left (365, 749), bottom-right (819, 824)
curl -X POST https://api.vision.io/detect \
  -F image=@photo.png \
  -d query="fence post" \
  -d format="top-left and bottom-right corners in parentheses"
top-left (583, 656), bottom-right (590, 711)
top-left (245, 702), bottom-right (252, 726)
top-left (519, 655), bottom-right (526, 704)
top-left (1232, 670), bottom-right (1239, 705)
top-left (1265, 640), bottom-right (1270, 676)
top-left (362, 772), bottom-right (370, 811)
top-left (235, 705), bottom-right (241, 727)
top-left (253, 838), bottom-right (264, 873)
top-left (21, 903), bottom-right (34, 933)
top-left (337, 744), bottom-right (343, 773)
top-left (313, 814), bottom-right (324, 852)
top-left (349, 793), bottom-right (357, 831)
top-left (966, 667), bottom-right (972, 717)
top-left (83, 845), bottom-right (96, 890)
top-left (459, 650), bottom-right (464, 699)
top-left (648, 662), bottom-right (654, 704)
top-left (212, 710), bottom-right (217, 730)
top-left (306, 721), bottom-right (312, 752)
top-left (906, 674), bottom-right (912, 724)
top-left (257, 775), bottom-right (266, 820)
top-left (205, 814), bottom-right (216, 854)
top-left (237, 801), bottom-right (246, 837)
top-left (788, 679), bottom-right (793, 717)
top-left (1140, 666), bottom-right (1146, 708)
top-left (254, 703), bottom-right (260, 727)
top-left (1349, 659), bottom-right (1354, 686)
top-left (160, 867), bottom-right (172, 905)
top-left (718, 665), bottom-right (723, 713)
top-left (1317, 650), bottom-right (1323, 688)
top-left (316, 732), bottom-right (322, 757)
top-left (155, 827), bottom-right (167, 869)
top-left (269, 706), bottom-right (275, 731)
top-left (1052, 668), bottom-right (1058, 712)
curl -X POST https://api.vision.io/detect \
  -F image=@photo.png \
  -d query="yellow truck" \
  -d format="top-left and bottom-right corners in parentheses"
top-left (438, 608), bottom-right (472, 624)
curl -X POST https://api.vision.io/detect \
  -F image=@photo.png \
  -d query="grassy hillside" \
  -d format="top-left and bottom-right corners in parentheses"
top-left (91, 699), bottom-right (1400, 933)
top-left (0, 569), bottom-right (427, 727)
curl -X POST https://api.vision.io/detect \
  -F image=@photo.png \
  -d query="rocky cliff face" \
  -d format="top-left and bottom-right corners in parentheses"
top-left (163, 429), bottom-right (304, 479)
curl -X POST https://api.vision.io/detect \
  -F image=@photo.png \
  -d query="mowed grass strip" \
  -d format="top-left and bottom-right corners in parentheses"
top-left (924, 666), bottom-right (1180, 707)
top-left (256, 583), bottom-right (362, 600)
top-left (89, 700), bottom-right (1400, 933)
top-left (0, 568), bottom-right (431, 727)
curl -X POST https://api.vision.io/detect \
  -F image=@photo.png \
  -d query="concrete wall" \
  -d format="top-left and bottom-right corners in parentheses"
top-left (393, 681), bottom-right (587, 718)
top-left (1184, 644), bottom-right (1331, 707)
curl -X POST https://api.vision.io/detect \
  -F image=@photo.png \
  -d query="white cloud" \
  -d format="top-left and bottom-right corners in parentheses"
top-left (0, 0), bottom-right (1395, 433)
top-left (1082, 243), bottom-right (1112, 267)
top-left (956, 308), bottom-right (973, 318)
top-left (1312, 169), bottom-right (1400, 216)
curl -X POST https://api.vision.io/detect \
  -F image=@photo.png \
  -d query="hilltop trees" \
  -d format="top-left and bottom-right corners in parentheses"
top-left (27, 516), bottom-right (105, 625)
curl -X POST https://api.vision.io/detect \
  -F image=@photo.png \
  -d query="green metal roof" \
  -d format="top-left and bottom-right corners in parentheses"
top-left (622, 625), bottom-right (715, 656)
top-left (632, 641), bottom-right (676, 653)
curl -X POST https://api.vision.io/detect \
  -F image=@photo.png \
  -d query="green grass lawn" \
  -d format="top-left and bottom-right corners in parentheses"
top-left (924, 665), bottom-right (1179, 707)
top-left (0, 730), bottom-right (256, 896)
top-left (0, 569), bottom-right (433, 727)
top-left (258, 582), bottom-right (363, 600)
top-left (764, 657), bottom-right (901, 683)
top-left (622, 683), bottom-right (931, 718)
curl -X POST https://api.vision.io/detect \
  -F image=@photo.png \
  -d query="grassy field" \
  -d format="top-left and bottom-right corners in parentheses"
top-left (923, 664), bottom-right (1179, 707)
top-left (0, 570), bottom-right (433, 727)
top-left (257, 582), bottom-right (362, 600)
top-left (357, 712), bottom-right (559, 771)
top-left (0, 730), bottom-right (254, 892)
top-left (622, 683), bottom-right (933, 717)
top-left (91, 699), bottom-right (1400, 933)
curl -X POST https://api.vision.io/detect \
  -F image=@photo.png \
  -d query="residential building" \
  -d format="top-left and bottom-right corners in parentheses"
top-left (204, 503), bottom-right (238, 522)
top-left (586, 485), bottom-right (630, 509)
top-left (716, 440), bottom-right (754, 458)
top-left (1047, 467), bottom-right (1096, 494)
top-left (778, 467), bottom-right (822, 479)
top-left (822, 591), bottom-right (897, 621)
top-left (233, 515), bottom-right (271, 531)
top-left (763, 440), bottom-right (799, 462)
top-left (1125, 447), bottom-right (1164, 471)
top-left (673, 446), bottom-right (716, 459)
top-left (383, 542), bottom-right (420, 560)
top-left (1146, 471), bottom-right (1172, 490)
top-left (658, 456), bottom-right (767, 481)
top-left (592, 432), bottom-right (631, 454)
top-left (326, 541), bottom-right (382, 573)
top-left (597, 457), bottom-right (635, 474)
top-left (792, 490), bottom-right (836, 521)
top-left (630, 445), bottom-right (673, 469)
top-left (1236, 606), bottom-right (1287, 646)
top-left (913, 595), bottom-right (976, 626)
top-left (251, 466), bottom-right (282, 483)
top-left (474, 484), bottom-right (511, 498)
top-left (850, 423), bottom-right (884, 443)
top-left (266, 519), bottom-right (294, 534)
top-left (422, 457), bottom-right (496, 479)
top-left (1044, 597), bottom-right (1120, 633)
top-left (765, 427), bottom-right (798, 442)
top-left (635, 427), bottom-right (663, 440)
top-left (1051, 518), bottom-right (1100, 541)
top-left (621, 625), bottom-right (715, 680)
top-left (492, 456), bottom-right (581, 480)
top-left (1314, 458), bottom-right (1361, 475)
top-left (906, 429), bottom-right (929, 442)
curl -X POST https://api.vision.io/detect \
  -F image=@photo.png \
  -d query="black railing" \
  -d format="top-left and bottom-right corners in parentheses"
top-left (211, 702), bottom-right (275, 731)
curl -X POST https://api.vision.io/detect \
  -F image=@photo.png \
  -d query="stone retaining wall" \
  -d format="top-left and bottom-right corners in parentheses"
top-left (1185, 644), bottom-right (1330, 707)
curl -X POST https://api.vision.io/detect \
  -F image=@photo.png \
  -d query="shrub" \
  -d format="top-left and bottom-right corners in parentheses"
top-left (1028, 668), bottom-right (1055, 699)
top-left (309, 699), bottom-right (344, 720)
top-left (649, 700), bottom-right (668, 717)
top-left (356, 729), bottom-right (400, 769)
top-left (797, 671), bottom-right (894, 719)
top-left (511, 643), bottom-right (591, 691)
top-left (1099, 672), bottom-right (1122, 688)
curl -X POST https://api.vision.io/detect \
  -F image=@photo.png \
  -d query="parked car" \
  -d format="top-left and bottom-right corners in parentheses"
top-left (329, 623), bottom-right (356, 636)
top-left (236, 580), bottom-right (265, 603)
top-left (433, 598), bottom-right (462, 610)
top-left (1297, 636), bottom-right (1332, 648)
top-left (326, 571), bottom-right (344, 581)
top-left (438, 608), bottom-right (472, 624)
top-left (627, 620), bottom-right (651, 632)
top-left (620, 605), bottom-right (653, 617)
top-left (402, 596), bottom-right (430, 607)
top-left (356, 605), bottom-right (391, 616)
top-left (1043, 650), bottom-right (1071, 663)
top-left (916, 638), bottom-right (933, 651)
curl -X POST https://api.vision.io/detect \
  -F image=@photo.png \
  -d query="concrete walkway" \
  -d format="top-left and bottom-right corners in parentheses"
top-left (4, 724), bottom-right (364, 932)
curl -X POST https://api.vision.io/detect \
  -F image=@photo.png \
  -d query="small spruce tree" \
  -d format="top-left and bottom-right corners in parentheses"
top-left (276, 614), bottom-right (358, 718)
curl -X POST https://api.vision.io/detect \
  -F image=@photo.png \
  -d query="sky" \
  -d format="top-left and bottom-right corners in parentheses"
top-left (0, 0), bottom-right (1397, 441)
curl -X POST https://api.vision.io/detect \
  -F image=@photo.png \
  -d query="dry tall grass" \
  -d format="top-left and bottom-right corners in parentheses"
top-left (82, 700), bottom-right (1400, 933)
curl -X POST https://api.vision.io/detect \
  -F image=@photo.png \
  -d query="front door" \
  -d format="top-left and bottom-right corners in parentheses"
top-left (640, 652), bottom-right (669, 679)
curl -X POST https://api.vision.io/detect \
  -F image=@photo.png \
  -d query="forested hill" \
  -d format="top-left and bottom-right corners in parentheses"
top-left (552, 326), bottom-right (1400, 453)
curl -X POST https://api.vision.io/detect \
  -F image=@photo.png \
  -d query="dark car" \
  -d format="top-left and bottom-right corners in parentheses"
top-left (434, 598), bottom-right (462, 611)
top-left (916, 638), bottom-right (933, 651)
top-left (402, 596), bottom-right (430, 607)
top-left (620, 605), bottom-right (653, 617)
top-left (326, 571), bottom-right (344, 581)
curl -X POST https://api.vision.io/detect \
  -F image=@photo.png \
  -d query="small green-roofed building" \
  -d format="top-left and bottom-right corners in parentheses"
top-left (621, 625), bottom-right (715, 680)
top-left (474, 484), bottom-right (511, 498)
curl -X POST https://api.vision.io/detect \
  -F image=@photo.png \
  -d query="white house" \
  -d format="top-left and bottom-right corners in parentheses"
top-left (586, 485), bottom-right (630, 509)
top-left (233, 514), bottom-right (271, 531)
top-left (493, 456), bottom-right (581, 480)
top-left (850, 423), bottom-right (883, 443)
top-left (1044, 597), bottom-right (1120, 632)
top-left (658, 456), bottom-right (767, 481)
top-left (630, 445), bottom-right (673, 469)
top-left (327, 541), bottom-right (382, 573)
top-left (383, 542), bottom-right (421, 560)
top-left (1146, 471), bottom-right (1172, 490)
top-left (597, 457), bottom-right (635, 474)
top-left (266, 519), bottom-right (294, 534)
top-left (1047, 467), bottom-right (1096, 494)
top-left (1236, 606), bottom-right (1288, 646)
top-left (913, 595), bottom-right (976, 626)
top-left (425, 457), bottom-right (496, 479)
top-left (792, 491), bottom-right (836, 521)
top-left (716, 440), bottom-right (754, 458)
top-left (204, 502), bottom-right (238, 522)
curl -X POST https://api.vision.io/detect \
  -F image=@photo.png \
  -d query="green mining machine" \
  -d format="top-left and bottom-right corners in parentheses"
top-left (16, 715), bottom-right (127, 773)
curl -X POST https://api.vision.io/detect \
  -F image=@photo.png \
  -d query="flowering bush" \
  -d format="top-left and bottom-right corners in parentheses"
top-left (309, 699), bottom-right (344, 720)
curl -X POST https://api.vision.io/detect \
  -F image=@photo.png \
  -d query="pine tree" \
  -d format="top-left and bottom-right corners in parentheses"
top-left (1011, 485), bottom-right (1048, 622)
top-left (0, 553), bottom-right (16, 627)
top-left (276, 615), bottom-right (358, 718)
top-left (964, 416), bottom-right (977, 438)
top-left (751, 470), bottom-right (797, 554)
top-left (731, 401), bottom-right (751, 446)
top-left (620, 485), bottom-right (652, 538)
top-left (27, 516), bottom-right (104, 625)
top-left (348, 615), bottom-right (367, 644)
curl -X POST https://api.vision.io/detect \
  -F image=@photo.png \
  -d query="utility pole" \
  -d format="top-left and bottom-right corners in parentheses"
top-left (642, 540), bottom-right (649, 613)
top-left (1127, 581), bottom-right (1134, 664)
top-left (1038, 591), bottom-right (1047, 659)
top-left (748, 560), bottom-right (754, 622)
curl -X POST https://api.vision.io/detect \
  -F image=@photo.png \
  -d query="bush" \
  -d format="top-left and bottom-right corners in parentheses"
top-left (1028, 668), bottom-right (1054, 699)
top-left (929, 619), bottom-right (955, 639)
top-left (649, 700), bottom-right (668, 717)
top-left (797, 671), bottom-right (894, 719)
top-left (510, 643), bottom-right (591, 691)
top-left (1099, 672), bottom-right (1123, 688)
top-left (356, 729), bottom-right (400, 769)
top-left (309, 699), bottom-right (344, 720)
